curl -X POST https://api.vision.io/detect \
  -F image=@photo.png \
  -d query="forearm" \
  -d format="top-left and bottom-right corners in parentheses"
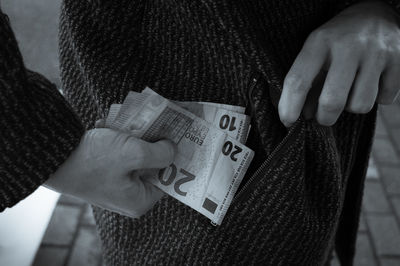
top-left (0, 9), bottom-right (85, 211)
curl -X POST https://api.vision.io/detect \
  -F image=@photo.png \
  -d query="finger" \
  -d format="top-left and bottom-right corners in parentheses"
top-left (125, 178), bottom-right (165, 218)
top-left (279, 33), bottom-right (328, 127)
top-left (377, 65), bottom-right (400, 105)
top-left (124, 138), bottom-right (177, 170)
top-left (131, 168), bottom-right (159, 181)
top-left (346, 60), bottom-right (382, 114)
top-left (315, 52), bottom-right (358, 126)
top-left (137, 181), bottom-right (164, 216)
top-left (90, 172), bottom-right (164, 219)
top-left (95, 119), bottom-right (106, 128)
top-left (95, 182), bottom-right (164, 219)
top-left (302, 70), bottom-right (327, 120)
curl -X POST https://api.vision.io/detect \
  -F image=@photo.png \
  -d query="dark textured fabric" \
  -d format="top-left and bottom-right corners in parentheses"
top-left (1, 0), bottom-right (399, 265)
top-left (0, 8), bottom-right (84, 210)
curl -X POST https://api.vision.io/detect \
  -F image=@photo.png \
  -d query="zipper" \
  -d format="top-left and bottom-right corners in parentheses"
top-left (243, 73), bottom-right (259, 116)
top-left (209, 73), bottom-right (260, 227)
top-left (232, 72), bottom-right (298, 203)
top-left (209, 72), bottom-right (296, 226)
top-left (231, 124), bottom-right (297, 204)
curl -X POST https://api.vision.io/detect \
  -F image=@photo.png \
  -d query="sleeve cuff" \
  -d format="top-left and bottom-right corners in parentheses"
top-left (0, 72), bottom-right (85, 211)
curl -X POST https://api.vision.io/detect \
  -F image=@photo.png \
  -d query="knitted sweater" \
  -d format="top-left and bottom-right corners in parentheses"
top-left (1, 1), bottom-right (399, 265)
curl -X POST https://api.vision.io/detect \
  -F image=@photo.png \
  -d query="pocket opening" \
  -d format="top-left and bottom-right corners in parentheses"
top-left (241, 73), bottom-right (289, 184)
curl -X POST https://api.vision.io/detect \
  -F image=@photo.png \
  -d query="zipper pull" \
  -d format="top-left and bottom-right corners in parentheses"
top-left (248, 77), bottom-right (258, 101)
top-left (243, 74), bottom-right (259, 116)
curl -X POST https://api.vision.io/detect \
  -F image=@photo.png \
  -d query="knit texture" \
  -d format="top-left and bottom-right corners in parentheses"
top-left (0, 0), bottom-right (398, 265)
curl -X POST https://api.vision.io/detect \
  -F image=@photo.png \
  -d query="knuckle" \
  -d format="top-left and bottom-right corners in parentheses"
top-left (380, 37), bottom-right (400, 56)
top-left (355, 35), bottom-right (370, 47)
top-left (308, 28), bottom-right (332, 44)
top-left (318, 97), bottom-right (345, 113)
top-left (284, 74), bottom-right (309, 94)
top-left (372, 46), bottom-right (387, 64)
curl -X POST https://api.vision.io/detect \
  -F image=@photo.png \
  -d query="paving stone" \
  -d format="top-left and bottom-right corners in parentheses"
top-left (68, 227), bottom-right (102, 266)
top-left (366, 215), bottom-right (400, 256)
top-left (58, 194), bottom-right (85, 206)
top-left (391, 128), bottom-right (400, 153)
top-left (42, 205), bottom-right (81, 245)
top-left (32, 246), bottom-right (69, 266)
top-left (391, 198), bottom-right (400, 220)
top-left (81, 205), bottom-right (96, 226)
top-left (375, 114), bottom-right (388, 137)
top-left (380, 104), bottom-right (400, 128)
top-left (379, 258), bottom-right (400, 266)
top-left (354, 233), bottom-right (377, 266)
top-left (363, 181), bottom-right (391, 213)
top-left (366, 157), bottom-right (380, 180)
top-left (359, 213), bottom-right (367, 232)
top-left (372, 137), bottom-right (399, 165)
top-left (380, 166), bottom-right (400, 196)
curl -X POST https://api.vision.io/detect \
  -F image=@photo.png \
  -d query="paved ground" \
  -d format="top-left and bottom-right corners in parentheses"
top-left (331, 103), bottom-right (400, 266)
top-left (32, 196), bottom-right (102, 266)
top-left (2, 0), bottom-right (400, 265)
top-left (31, 105), bottom-right (400, 266)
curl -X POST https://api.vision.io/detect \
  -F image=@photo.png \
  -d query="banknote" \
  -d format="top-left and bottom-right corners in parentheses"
top-left (105, 104), bottom-right (121, 127)
top-left (108, 90), bottom-right (254, 224)
top-left (191, 101), bottom-right (246, 114)
top-left (142, 88), bottom-right (250, 143)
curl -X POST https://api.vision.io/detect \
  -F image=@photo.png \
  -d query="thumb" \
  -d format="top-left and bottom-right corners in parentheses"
top-left (95, 118), bottom-right (106, 128)
top-left (123, 138), bottom-right (177, 170)
top-left (129, 180), bottom-right (165, 218)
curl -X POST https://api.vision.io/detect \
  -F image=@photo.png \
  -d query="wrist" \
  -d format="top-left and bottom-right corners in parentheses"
top-left (44, 134), bottom-right (86, 196)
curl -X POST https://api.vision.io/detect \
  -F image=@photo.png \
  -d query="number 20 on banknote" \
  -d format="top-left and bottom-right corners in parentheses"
top-left (157, 139), bottom-right (244, 208)
top-left (158, 164), bottom-right (195, 197)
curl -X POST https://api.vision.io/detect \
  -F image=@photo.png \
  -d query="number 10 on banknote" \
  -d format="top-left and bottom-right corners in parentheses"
top-left (109, 89), bottom-right (254, 225)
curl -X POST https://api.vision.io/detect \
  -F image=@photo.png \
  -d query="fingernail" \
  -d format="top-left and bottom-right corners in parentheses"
top-left (282, 121), bottom-right (293, 128)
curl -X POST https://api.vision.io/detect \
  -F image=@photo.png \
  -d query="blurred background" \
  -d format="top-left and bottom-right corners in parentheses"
top-left (0, 0), bottom-right (399, 266)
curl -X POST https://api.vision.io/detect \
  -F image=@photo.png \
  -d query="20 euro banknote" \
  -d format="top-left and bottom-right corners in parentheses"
top-left (108, 90), bottom-right (254, 224)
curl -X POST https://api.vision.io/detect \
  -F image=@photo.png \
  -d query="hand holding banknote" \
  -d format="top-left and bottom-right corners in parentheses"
top-left (45, 128), bottom-right (177, 218)
top-left (106, 88), bottom-right (254, 225)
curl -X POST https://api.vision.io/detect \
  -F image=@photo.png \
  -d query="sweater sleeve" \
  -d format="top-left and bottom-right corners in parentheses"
top-left (0, 10), bottom-right (85, 211)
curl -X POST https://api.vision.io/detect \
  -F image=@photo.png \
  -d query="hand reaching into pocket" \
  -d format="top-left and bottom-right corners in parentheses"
top-left (279, 0), bottom-right (400, 127)
top-left (45, 128), bottom-right (177, 218)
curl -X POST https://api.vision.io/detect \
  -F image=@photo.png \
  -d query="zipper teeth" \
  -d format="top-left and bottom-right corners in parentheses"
top-left (232, 126), bottom-right (295, 203)
top-left (231, 74), bottom-right (261, 202)
top-left (232, 72), bottom-right (297, 203)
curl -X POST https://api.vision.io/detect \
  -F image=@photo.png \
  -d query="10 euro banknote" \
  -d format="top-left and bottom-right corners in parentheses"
top-left (105, 88), bottom-right (254, 225)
